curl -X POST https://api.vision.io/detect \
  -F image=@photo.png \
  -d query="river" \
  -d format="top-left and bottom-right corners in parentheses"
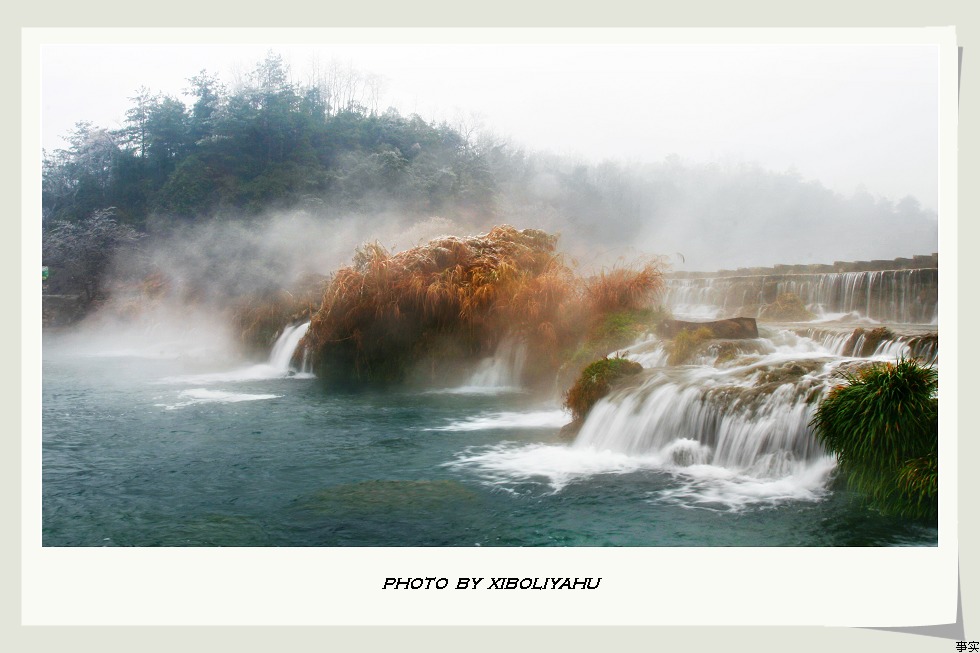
top-left (42, 312), bottom-right (937, 547)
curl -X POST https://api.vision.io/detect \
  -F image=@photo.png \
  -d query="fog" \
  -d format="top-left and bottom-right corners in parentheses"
top-left (135, 212), bottom-right (471, 303)
top-left (62, 210), bottom-right (479, 360)
top-left (38, 36), bottom-right (942, 357)
top-left (40, 39), bottom-right (940, 210)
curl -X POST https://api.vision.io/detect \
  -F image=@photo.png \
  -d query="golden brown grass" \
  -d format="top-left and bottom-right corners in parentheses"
top-left (300, 225), bottom-right (666, 386)
top-left (758, 292), bottom-right (815, 322)
top-left (666, 327), bottom-right (715, 365)
top-left (584, 261), bottom-right (666, 315)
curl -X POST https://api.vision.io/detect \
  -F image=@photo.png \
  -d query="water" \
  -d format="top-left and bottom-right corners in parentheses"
top-left (665, 268), bottom-right (938, 324)
top-left (42, 320), bottom-right (937, 547)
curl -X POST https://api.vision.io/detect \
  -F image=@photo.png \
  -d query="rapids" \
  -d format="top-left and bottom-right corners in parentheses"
top-left (42, 304), bottom-right (938, 546)
top-left (665, 268), bottom-right (938, 324)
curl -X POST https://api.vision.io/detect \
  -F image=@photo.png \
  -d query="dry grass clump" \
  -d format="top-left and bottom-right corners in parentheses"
top-left (300, 225), bottom-right (666, 386)
top-left (758, 292), bottom-right (815, 322)
top-left (667, 327), bottom-right (715, 365)
top-left (302, 226), bottom-right (578, 383)
top-left (584, 261), bottom-right (666, 315)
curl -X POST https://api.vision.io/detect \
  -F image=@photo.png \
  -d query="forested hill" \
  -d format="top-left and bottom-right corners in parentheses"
top-left (42, 53), bottom-right (510, 226)
top-left (42, 51), bottom-right (939, 275)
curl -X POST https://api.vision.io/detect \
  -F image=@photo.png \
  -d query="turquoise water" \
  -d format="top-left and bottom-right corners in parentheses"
top-left (41, 334), bottom-right (937, 547)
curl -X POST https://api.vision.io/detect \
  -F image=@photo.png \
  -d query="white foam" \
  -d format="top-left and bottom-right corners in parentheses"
top-left (156, 388), bottom-right (281, 410)
top-left (622, 336), bottom-right (669, 368)
top-left (446, 442), bottom-right (664, 491)
top-left (807, 310), bottom-right (879, 325)
top-left (424, 385), bottom-right (525, 396)
top-left (447, 440), bottom-right (837, 510)
top-left (653, 455), bottom-right (837, 512)
top-left (161, 321), bottom-right (313, 384)
top-left (162, 364), bottom-right (292, 384)
top-left (426, 409), bottom-right (568, 432)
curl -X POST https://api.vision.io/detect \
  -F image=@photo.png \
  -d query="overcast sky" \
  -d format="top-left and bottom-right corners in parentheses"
top-left (38, 38), bottom-right (940, 210)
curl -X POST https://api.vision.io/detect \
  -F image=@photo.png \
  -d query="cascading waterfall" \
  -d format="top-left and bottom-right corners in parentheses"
top-left (152, 320), bottom-right (313, 408)
top-left (548, 339), bottom-right (849, 509)
top-left (553, 304), bottom-right (937, 509)
top-left (163, 320), bottom-right (313, 385)
top-left (269, 321), bottom-right (312, 374)
top-left (665, 268), bottom-right (937, 323)
top-left (793, 326), bottom-right (938, 365)
top-left (573, 361), bottom-right (833, 478)
top-left (465, 337), bottom-right (529, 389)
top-left (423, 336), bottom-right (530, 395)
top-left (872, 335), bottom-right (938, 364)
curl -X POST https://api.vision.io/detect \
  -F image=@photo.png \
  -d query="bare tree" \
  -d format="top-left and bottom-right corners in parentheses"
top-left (42, 208), bottom-right (142, 302)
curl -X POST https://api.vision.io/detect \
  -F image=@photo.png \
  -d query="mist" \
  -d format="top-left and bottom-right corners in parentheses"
top-left (55, 210), bottom-right (481, 362)
top-left (85, 153), bottom-right (940, 322)
top-left (37, 36), bottom-right (948, 559)
top-left (40, 44), bottom-right (940, 363)
top-left (491, 153), bottom-right (938, 272)
top-left (134, 211), bottom-right (472, 303)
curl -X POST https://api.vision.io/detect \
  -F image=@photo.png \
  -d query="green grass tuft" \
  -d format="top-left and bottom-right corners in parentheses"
top-left (810, 357), bottom-right (938, 519)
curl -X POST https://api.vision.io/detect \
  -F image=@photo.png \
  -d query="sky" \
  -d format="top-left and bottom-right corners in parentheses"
top-left (38, 36), bottom-right (940, 211)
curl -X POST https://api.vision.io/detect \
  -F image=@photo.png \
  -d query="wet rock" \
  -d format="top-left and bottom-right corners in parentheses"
top-left (659, 317), bottom-right (759, 340)
top-left (558, 419), bottom-right (584, 440)
top-left (842, 326), bottom-right (895, 357)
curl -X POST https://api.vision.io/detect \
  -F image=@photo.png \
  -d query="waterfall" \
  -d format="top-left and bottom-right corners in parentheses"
top-left (466, 337), bottom-right (529, 389)
top-left (269, 321), bottom-right (312, 374)
top-left (664, 268), bottom-right (938, 324)
top-left (792, 326), bottom-right (938, 365)
top-left (559, 321), bottom-right (937, 509)
top-left (583, 324), bottom-right (936, 475)
top-left (449, 261), bottom-right (938, 510)
top-left (157, 320), bottom-right (313, 385)
top-left (450, 322), bottom-right (939, 509)
top-left (572, 360), bottom-right (833, 479)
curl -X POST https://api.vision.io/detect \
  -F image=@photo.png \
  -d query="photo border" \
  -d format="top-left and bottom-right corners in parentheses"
top-left (7, 6), bottom-right (974, 651)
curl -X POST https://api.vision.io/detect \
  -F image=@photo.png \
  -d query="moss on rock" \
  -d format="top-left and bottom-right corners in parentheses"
top-left (563, 356), bottom-right (644, 422)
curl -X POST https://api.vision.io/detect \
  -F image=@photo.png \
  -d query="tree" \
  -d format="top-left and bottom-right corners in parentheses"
top-left (145, 96), bottom-right (190, 163)
top-left (42, 122), bottom-right (120, 222)
top-left (122, 86), bottom-right (155, 158)
top-left (42, 208), bottom-right (142, 302)
top-left (185, 70), bottom-right (225, 144)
